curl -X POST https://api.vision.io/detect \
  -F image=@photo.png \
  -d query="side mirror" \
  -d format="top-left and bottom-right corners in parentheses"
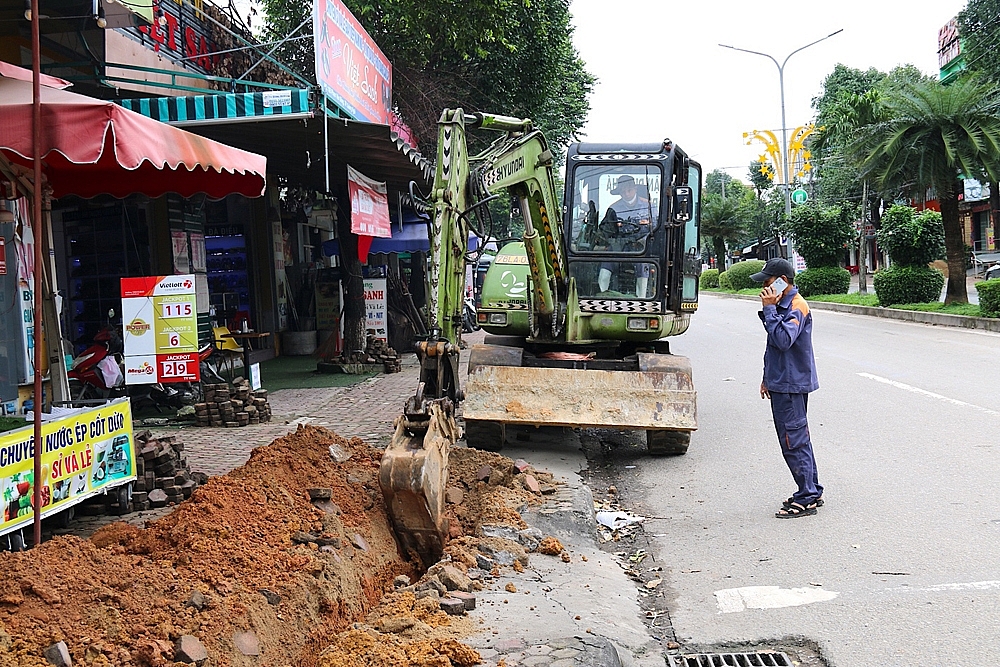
top-left (672, 186), bottom-right (693, 223)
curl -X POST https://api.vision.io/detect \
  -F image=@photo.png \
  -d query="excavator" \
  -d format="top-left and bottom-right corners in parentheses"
top-left (378, 109), bottom-right (702, 566)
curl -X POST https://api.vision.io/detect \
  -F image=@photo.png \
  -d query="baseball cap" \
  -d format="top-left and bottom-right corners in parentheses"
top-left (750, 257), bottom-right (795, 283)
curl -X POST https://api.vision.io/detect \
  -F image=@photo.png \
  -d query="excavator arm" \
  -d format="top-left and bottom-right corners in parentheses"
top-left (379, 109), bottom-right (563, 565)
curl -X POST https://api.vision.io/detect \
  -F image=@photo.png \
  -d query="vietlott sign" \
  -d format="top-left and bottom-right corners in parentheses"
top-left (0, 399), bottom-right (135, 535)
top-left (121, 275), bottom-right (200, 384)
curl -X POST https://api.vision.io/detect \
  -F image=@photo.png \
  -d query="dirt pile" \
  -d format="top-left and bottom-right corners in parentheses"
top-left (0, 428), bottom-right (565, 667)
top-left (0, 425), bottom-right (412, 667)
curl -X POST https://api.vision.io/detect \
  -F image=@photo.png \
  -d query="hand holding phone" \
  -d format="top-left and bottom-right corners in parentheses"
top-left (770, 277), bottom-right (788, 294)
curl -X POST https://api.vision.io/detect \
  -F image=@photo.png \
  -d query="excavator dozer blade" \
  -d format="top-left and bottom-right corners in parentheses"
top-left (378, 402), bottom-right (458, 567)
top-left (463, 349), bottom-right (697, 431)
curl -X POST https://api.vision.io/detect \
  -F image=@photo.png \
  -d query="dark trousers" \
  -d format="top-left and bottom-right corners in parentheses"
top-left (770, 392), bottom-right (823, 505)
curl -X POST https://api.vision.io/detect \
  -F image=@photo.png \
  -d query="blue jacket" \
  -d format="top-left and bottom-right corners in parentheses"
top-left (758, 286), bottom-right (819, 394)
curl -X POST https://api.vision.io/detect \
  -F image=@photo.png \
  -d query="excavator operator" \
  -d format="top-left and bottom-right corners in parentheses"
top-left (597, 174), bottom-right (655, 296)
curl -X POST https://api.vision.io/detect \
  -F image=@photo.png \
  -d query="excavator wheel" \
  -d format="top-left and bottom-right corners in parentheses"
top-left (464, 419), bottom-right (505, 452)
top-left (646, 430), bottom-right (691, 456)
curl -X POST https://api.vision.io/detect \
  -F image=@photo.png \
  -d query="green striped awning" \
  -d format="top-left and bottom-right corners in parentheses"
top-left (119, 89), bottom-right (312, 125)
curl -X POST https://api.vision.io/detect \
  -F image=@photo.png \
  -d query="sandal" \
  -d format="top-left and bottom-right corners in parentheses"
top-left (775, 502), bottom-right (817, 519)
top-left (783, 496), bottom-right (823, 509)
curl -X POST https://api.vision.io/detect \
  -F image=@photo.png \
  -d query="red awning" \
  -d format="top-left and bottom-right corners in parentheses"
top-left (0, 66), bottom-right (266, 199)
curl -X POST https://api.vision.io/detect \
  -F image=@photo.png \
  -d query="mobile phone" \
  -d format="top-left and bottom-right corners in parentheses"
top-left (770, 277), bottom-right (788, 293)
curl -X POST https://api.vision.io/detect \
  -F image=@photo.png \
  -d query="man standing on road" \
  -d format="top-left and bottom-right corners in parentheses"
top-left (751, 258), bottom-right (823, 518)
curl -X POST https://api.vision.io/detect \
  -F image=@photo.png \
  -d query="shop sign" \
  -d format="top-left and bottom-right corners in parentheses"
top-left (0, 237), bottom-right (5, 275)
top-left (120, 275), bottom-right (200, 384)
top-left (939, 17), bottom-right (961, 69)
top-left (125, 0), bottom-right (220, 75)
top-left (313, 0), bottom-right (392, 125)
top-left (364, 277), bottom-right (387, 341)
top-left (348, 165), bottom-right (391, 238)
top-left (171, 230), bottom-right (190, 273)
top-left (0, 399), bottom-right (135, 535)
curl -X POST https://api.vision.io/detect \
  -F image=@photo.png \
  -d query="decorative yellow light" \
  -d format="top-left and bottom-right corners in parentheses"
top-left (744, 124), bottom-right (817, 183)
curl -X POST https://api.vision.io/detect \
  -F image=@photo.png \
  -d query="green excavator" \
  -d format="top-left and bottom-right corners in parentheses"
top-left (378, 109), bottom-right (702, 565)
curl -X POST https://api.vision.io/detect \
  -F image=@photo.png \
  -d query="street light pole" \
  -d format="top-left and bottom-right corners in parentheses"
top-left (720, 29), bottom-right (843, 263)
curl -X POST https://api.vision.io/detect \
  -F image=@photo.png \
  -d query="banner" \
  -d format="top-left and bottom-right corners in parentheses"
top-left (121, 275), bottom-right (200, 384)
top-left (364, 277), bottom-right (387, 341)
top-left (348, 165), bottom-right (392, 238)
top-left (0, 399), bottom-right (135, 535)
top-left (313, 0), bottom-right (392, 125)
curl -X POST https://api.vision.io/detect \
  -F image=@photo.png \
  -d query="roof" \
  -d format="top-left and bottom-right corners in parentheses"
top-left (118, 90), bottom-right (433, 194)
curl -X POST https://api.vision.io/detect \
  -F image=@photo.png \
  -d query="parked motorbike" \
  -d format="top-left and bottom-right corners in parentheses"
top-left (67, 310), bottom-right (191, 411)
top-left (462, 294), bottom-right (480, 333)
top-left (986, 262), bottom-right (1000, 281)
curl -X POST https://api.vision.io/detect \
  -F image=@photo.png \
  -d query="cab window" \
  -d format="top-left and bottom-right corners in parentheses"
top-left (569, 165), bottom-right (662, 254)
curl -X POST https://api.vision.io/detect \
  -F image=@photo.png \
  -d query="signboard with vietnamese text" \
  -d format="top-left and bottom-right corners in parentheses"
top-left (313, 0), bottom-right (393, 125)
top-left (939, 17), bottom-right (961, 69)
top-left (121, 275), bottom-right (200, 385)
top-left (364, 278), bottom-right (387, 342)
top-left (121, 0), bottom-right (220, 75)
top-left (0, 399), bottom-right (135, 537)
top-left (348, 165), bottom-right (392, 238)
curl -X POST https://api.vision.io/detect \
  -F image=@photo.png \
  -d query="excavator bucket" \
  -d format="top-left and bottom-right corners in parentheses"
top-left (463, 346), bottom-right (697, 440)
top-left (378, 401), bottom-right (458, 567)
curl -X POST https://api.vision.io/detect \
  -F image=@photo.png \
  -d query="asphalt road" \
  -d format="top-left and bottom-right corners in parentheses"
top-left (627, 293), bottom-right (1000, 666)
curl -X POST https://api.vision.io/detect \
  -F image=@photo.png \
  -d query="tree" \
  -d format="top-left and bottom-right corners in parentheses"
top-left (747, 160), bottom-right (772, 199)
top-left (853, 77), bottom-right (1000, 303)
top-left (260, 0), bottom-right (594, 151)
top-left (783, 203), bottom-right (854, 268)
top-left (959, 0), bottom-right (1000, 84)
top-left (701, 194), bottom-right (743, 268)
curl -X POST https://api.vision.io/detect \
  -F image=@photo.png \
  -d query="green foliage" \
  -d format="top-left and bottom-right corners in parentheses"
top-left (873, 266), bottom-right (945, 306)
top-left (725, 260), bottom-right (766, 291)
top-left (854, 77), bottom-right (1000, 199)
top-left (260, 0), bottom-right (594, 151)
top-left (718, 270), bottom-right (733, 291)
top-left (810, 293), bottom-right (880, 306)
top-left (876, 205), bottom-right (945, 267)
top-left (701, 193), bottom-right (744, 265)
top-left (978, 278), bottom-right (1000, 317)
top-left (960, 0), bottom-right (1000, 84)
top-left (699, 269), bottom-right (720, 289)
top-left (783, 204), bottom-right (854, 268)
top-left (747, 161), bottom-right (772, 197)
top-left (794, 267), bottom-right (851, 297)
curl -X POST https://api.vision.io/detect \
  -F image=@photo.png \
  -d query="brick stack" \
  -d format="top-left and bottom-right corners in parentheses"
top-left (366, 337), bottom-right (402, 374)
top-left (194, 378), bottom-right (272, 428)
top-left (132, 431), bottom-right (203, 511)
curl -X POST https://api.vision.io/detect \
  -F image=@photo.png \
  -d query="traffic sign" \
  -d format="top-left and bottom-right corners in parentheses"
top-left (791, 188), bottom-right (809, 205)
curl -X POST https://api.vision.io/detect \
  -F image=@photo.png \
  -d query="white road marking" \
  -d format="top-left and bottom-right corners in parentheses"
top-left (918, 580), bottom-right (1000, 592)
top-left (714, 586), bottom-right (839, 613)
top-left (857, 373), bottom-right (1000, 417)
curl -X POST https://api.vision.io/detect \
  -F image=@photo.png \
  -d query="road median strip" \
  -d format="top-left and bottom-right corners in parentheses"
top-left (704, 291), bottom-right (1000, 333)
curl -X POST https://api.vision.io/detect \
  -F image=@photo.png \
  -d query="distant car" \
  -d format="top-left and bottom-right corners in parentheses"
top-left (987, 263), bottom-right (1000, 281)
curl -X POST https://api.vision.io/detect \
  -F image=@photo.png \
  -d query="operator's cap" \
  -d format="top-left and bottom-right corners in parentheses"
top-left (750, 257), bottom-right (795, 282)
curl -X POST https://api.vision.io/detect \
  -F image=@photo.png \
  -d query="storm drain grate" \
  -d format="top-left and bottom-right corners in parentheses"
top-left (668, 652), bottom-right (793, 667)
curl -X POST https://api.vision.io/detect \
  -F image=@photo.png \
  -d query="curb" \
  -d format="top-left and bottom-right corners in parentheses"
top-left (704, 292), bottom-right (1000, 333)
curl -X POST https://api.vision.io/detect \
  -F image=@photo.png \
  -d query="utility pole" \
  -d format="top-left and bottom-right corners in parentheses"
top-left (720, 29), bottom-right (843, 267)
top-left (859, 181), bottom-right (869, 294)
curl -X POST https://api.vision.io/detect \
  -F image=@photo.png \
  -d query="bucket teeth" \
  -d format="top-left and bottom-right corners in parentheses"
top-left (378, 401), bottom-right (457, 567)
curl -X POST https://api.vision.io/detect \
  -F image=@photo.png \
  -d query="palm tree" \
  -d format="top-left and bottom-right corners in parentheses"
top-left (701, 194), bottom-right (743, 269)
top-left (854, 77), bottom-right (1000, 303)
top-left (816, 89), bottom-right (888, 294)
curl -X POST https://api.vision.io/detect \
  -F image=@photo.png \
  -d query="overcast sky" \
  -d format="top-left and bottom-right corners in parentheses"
top-left (570, 0), bottom-right (967, 182)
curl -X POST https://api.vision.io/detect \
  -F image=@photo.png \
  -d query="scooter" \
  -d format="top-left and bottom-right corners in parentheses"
top-left (985, 261), bottom-right (1000, 281)
top-left (462, 294), bottom-right (480, 333)
top-left (68, 311), bottom-right (189, 411)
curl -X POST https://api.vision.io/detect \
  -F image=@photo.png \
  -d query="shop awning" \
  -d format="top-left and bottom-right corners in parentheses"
top-left (322, 219), bottom-right (481, 256)
top-left (117, 90), bottom-right (432, 196)
top-left (0, 66), bottom-right (267, 199)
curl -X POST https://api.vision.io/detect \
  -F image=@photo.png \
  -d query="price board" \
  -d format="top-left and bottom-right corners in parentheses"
top-left (121, 275), bottom-right (200, 385)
